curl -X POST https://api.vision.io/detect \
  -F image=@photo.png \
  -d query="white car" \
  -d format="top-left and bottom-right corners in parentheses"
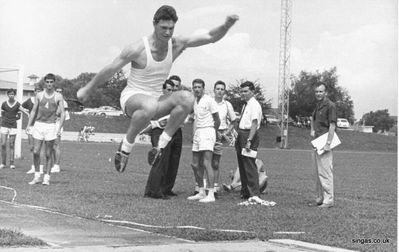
top-left (265, 115), bottom-right (280, 125)
top-left (74, 108), bottom-right (97, 116)
top-left (337, 118), bottom-right (350, 128)
top-left (94, 106), bottom-right (123, 117)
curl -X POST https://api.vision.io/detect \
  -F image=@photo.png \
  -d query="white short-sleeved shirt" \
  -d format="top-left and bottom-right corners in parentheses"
top-left (216, 100), bottom-right (236, 130)
top-left (194, 94), bottom-right (218, 128)
top-left (239, 97), bottom-right (262, 130)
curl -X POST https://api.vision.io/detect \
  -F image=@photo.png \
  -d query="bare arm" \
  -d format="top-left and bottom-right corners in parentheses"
top-left (56, 94), bottom-right (65, 135)
top-left (77, 43), bottom-right (140, 101)
top-left (246, 119), bottom-right (259, 150)
top-left (27, 96), bottom-right (39, 129)
top-left (177, 15), bottom-right (239, 51)
top-left (323, 122), bottom-right (336, 151)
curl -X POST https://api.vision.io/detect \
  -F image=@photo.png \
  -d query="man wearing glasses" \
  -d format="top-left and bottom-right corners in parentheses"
top-left (26, 73), bottom-right (65, 185)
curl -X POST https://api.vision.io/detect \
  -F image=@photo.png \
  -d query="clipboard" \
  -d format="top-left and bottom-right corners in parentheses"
top-left (311, 132), bottom-right (341, 155)
top-left (241, 148), bottom-right (257, 158)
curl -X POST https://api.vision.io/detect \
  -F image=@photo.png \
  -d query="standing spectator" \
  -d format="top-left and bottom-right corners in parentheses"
top-left (26, 73), bottom-right (65, 185)
top-left (144, 79), bottom-right (183, 198)
top-left (23, 86), bottom-right (44, 174)
top-left (51, 87), bottom-right (70, 173)
top-left (0, 89), bottom-right (28, 169)
top-left (187, 79), bottom-right (220, 203)
top-left (309, 83), bottom-right (336, 208)
top-left (212, 80), bottom-right (237, 194)
top-left (235, 81), bottom-right (263, 202)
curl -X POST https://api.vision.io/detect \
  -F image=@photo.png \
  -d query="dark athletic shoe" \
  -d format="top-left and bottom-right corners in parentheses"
top-left (147, 147), bottom-right (162, 166)
top-left (114, 142), bottom-right (130, 173)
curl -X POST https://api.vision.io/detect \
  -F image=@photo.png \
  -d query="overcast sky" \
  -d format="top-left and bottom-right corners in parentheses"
top-left (0, 0), bottom-right (397, 119)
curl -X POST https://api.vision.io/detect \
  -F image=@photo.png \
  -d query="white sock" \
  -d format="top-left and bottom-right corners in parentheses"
top-left (199, 187), bottom-right (206, 196)
top-left (121, 136), bottom-right (134, 153)
top-left (34, 172), bottom-right (41, 179)
top-left (208, 188), bottom-right (215, 197)
top-left (195, 184), bottom-right (200, 192)
top-left (158, 132), bottom-right (172, 149)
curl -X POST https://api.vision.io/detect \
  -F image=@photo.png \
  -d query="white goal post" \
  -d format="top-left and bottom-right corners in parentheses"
top-left (0, 66), bottom-right (24, 159)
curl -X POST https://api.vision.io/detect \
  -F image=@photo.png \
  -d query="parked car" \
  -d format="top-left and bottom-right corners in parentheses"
top-left (265, 115), bottom-right (280, 125)
top-left (93, 106), bottom-right (123, 117)
top-left (337, 118), bottom-right (350, 128)
top-left (74, 108), bottom-right (97, 116)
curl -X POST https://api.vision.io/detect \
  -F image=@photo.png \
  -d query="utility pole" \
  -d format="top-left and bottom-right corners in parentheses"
top-left (277, 0), bottom-right (293, 149)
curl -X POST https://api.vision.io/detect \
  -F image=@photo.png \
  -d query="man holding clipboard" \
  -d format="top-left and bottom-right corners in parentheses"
top-left (310, 83), bottom-right (337, 208)
top-left (235, 81), bottom-right (263, 203)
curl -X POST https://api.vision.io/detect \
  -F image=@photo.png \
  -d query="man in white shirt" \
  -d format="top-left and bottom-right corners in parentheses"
top-left (212, 80), bottom-right (237, 194)
top-left (235, 81), bottom-right (263, 203)
top-left (188, 79), bottom-right (220, 203)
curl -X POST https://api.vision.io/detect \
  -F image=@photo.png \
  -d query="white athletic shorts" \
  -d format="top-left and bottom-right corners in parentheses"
top-left (120, 88), bottom-right (161, 114)
top-left (32, 121), bottom-right (57, 141)
top-left (192, 127), bottom-right (216, 152)
top-left (0, 127), bottom-right (17, 135)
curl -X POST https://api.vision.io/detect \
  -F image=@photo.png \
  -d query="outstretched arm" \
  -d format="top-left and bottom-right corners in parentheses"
top-left (77, 43), bottom-right (140, 102)
top-left (178, 15), bottom-right (239, 50)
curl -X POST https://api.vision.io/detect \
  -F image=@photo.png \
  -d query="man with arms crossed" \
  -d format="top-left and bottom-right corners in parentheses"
top-left (27, 73), bottom-right (65, 185)
top-left (309, 83), bottom-right (336, 208)
top-left (235, 81), bottom-right (263, 203)
top-left (77, 5), bottom-right (238, 172)
top-left (187, 79), bottom-right (220, 203)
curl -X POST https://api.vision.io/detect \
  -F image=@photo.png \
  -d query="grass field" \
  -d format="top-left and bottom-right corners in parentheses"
top-left (0, 139), bottom-right (396, 251)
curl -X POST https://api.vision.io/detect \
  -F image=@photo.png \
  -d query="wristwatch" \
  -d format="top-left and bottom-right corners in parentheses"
top-left (327, 141), bottom-right (331, 145)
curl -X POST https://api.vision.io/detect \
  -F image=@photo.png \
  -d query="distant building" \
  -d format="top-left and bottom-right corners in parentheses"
top-left (0, 79), bottom-right (35, 109)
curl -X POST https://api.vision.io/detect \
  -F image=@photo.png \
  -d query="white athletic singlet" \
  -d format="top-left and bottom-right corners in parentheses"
top-left (120, 36), bottom-right (173, 111)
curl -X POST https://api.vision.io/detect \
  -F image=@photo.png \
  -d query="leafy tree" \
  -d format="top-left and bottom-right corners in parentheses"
top-left (225, 79), bottom-right (271, 114)
top-left (362, 109), bottom-right (395, 133)
top-left (289, 67), bottom-right (355, 123)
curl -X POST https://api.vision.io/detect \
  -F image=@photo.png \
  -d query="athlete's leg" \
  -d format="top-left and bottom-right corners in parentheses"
top-left (154, 90), bottom-right (194, 149)
top-left (8, 134), bottom-right (16, 168)
top-left (124, 94), bottom-right (159, 146)
top-left (51, 135), bottom-right (61, 172)
top-left (115, 94), bottom-right (158, 172)
top-left (44, 140), bottom-right (55, 175)
top-left (0, 133), bottom-right (8, 166)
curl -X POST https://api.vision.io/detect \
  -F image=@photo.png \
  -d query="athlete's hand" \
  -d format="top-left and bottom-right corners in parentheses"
top-left (224, 15), bottom-right (239, 29)
top-left (25, 126), bottom-right (31, 135)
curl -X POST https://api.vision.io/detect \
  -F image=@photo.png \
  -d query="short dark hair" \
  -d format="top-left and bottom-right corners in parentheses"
top-left (44, 73), bottom-right (56, 81)
top-left (315, 82), bottom-right (328, 92)
top-left (169, 75), bottom-right (181, 82)
top-left (153, 5), bottom-right (178, 24)
top-left (192, 78), bottom-right (205, 88)
top-left (240, 81), bottom-right (255, 91)
top-left (214, 80), bottom-right (226, 90)
top-left (7, 88), bottom-right (15, 95)
top-left (163, 79), bottom-right (175, 89)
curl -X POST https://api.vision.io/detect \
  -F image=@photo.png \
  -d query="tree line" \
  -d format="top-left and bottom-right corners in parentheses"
top-left (32, 67), bottom-right (394, 132)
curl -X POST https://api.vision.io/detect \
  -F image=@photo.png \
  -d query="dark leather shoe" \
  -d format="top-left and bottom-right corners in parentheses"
top-left (164, 191), bottom-right (177, 196)
top-left (308, 201), bottom-right (323, 207)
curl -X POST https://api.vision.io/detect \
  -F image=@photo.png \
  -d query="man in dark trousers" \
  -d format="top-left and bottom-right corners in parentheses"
top-left (144, 78), bottom-right (183, 199)
top-left (235, 81), bottom-right (263, 203)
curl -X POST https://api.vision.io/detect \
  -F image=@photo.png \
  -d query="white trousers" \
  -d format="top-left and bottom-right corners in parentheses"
top-left (313, 150), bottom-right (334, 204)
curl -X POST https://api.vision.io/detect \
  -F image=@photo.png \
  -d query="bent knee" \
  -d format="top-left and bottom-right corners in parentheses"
top-left (177, 91), bottom-right (194, 106)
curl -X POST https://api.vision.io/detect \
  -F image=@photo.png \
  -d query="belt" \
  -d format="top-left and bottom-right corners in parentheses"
top-left (238, 129), bottom-right (250, 131)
